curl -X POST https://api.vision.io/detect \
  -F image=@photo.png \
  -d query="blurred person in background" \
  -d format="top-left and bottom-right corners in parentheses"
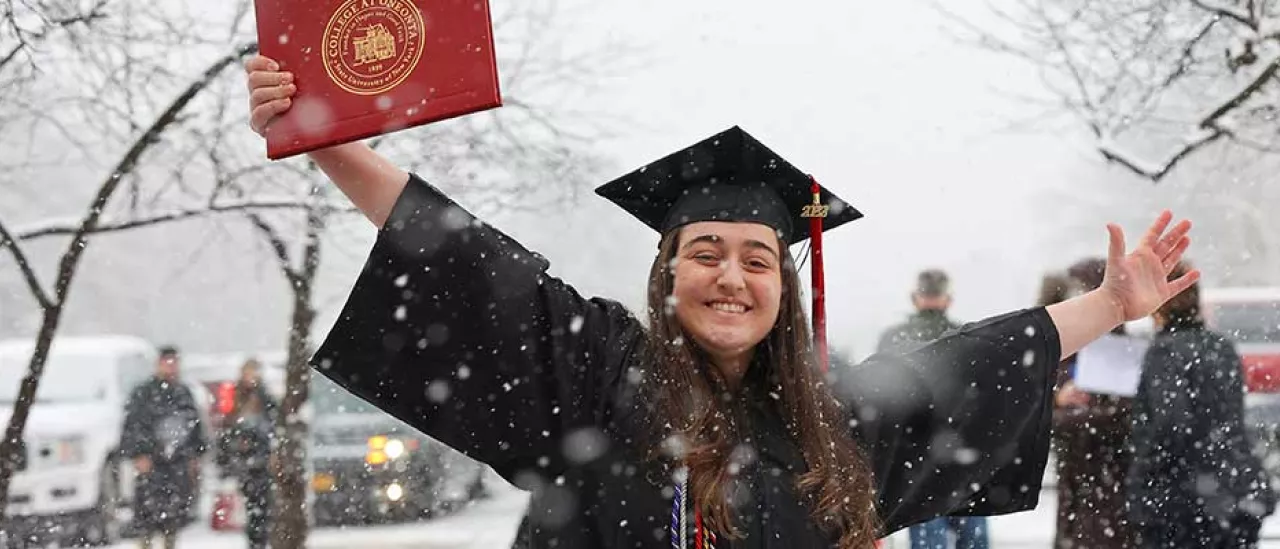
top-left (1128, 260), bottom-right (1276, 548)
top-left (217, 359), bottom-right (277, 549)
top-left (1049, 259), bottom-right (1137, 548)
top-left (121, 345), bottom-right (207, 549)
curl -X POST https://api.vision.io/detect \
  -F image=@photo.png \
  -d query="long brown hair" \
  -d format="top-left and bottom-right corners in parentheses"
top-left (1037, 273), bottom-right (1071, 307)
top-left (640, 229), bottom-right (880, 548)
top-left (1156, 260), bottom-right (1200, 325)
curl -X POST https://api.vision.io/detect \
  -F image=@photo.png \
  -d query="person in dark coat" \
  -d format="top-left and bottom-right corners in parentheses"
top-left (243, 55), bottom-right (1200, 548)
top-left (1127, 261), bottom-right (1277, 548)
top-left (1047, 258), bottom-right (1138, 548)
top-left (216, 359), bottom-right (276, 549)
top-left (877, 269), bottom-right (989, 549)
top-left (876, 269), bottom-right (961, 353)
top-left (121, 345), bottom-right (208, 549)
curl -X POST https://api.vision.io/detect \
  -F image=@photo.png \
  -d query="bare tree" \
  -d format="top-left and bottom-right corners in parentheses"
top-left (943, 0), bottom-right (1280, 181)
top-left (0, 0), bottom-right (112, 107)
top-left (237, 188), bottom-right (325, 549)
top-left (3, 1), bottom-right (633, 546)
top-left (0, 41), bottom-right (260, 520)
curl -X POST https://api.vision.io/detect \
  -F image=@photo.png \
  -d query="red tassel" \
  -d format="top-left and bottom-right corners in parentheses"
top-left (695, 508), bottom-right (704, 549)
top-left (808, 177), bottom-right (829, 373)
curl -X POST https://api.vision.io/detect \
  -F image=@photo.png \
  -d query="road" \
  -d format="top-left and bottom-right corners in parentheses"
top-left (109, 483), bottom-right (1280, 548)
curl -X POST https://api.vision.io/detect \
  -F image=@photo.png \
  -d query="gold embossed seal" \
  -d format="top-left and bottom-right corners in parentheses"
top-left (322, 0), bottom-right (425, 95)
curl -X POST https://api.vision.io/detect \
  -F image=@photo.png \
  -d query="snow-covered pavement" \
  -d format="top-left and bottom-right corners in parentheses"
top-left (107, 486), bottom-right (529, 549)
top-left (108, 484), bottom-right (1280, 548)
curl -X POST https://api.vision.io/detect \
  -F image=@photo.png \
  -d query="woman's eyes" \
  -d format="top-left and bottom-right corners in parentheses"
top-left (690, 253), bottom-right (771, 270)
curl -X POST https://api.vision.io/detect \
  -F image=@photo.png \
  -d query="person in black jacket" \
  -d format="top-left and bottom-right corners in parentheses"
top-left (216, 359), bottom-right (277, 549)
top-left (243, 55), bottom-right (1199, 549)
top-left (1128, 261), bottom-right (1277, 548)
top-left (121, 346), bottom-right (207, 549)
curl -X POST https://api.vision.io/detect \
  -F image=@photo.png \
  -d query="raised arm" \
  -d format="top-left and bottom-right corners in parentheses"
top-left (245, 55), bottom-right (408, 227)
top-left (243, 54), bottom-right (647, 483)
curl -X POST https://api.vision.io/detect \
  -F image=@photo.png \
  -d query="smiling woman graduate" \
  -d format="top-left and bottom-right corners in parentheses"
top-left (244, 55), bottom-right (1199, 549)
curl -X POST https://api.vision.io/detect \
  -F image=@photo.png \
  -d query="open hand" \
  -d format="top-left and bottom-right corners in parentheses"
top-left (244, 54), bottom-right (296, 137)
top-left (1099, 211), bottom-right (1200, 322)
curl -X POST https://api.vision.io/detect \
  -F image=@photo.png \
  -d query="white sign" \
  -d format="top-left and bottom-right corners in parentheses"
top-left (1073, 333), bottom-right (1150, 397)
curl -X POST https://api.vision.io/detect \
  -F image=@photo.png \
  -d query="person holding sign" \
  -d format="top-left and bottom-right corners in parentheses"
top-left (243, 54), bottom-right (1199, 548)
top-left (1044, 259), bottom-right (1139, 549)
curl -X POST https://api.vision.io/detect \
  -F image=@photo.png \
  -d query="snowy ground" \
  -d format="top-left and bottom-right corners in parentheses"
top-left (108, 483), bottom-right (1280, 548)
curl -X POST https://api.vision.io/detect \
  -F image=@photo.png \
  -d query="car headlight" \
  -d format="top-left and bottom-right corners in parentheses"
top-left (385, 482), bottom-right (404, 502)
top-left (384, 439), bottom-right (405, 460)
top-left (366, 435), bottom-right (410, 465)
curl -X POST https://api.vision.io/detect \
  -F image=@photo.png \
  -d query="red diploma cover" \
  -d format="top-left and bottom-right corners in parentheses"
top-left (254, 0), bottom-right (502, 159)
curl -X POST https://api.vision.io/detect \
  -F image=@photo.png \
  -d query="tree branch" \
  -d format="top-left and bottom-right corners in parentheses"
top-left (1160, 17), bottom-right (1220, 88)
top-left (1097, 54), bottom-right (1279, 181)
top-left (1098, 128), bottom-right (1228, 180)
top-left (0, 217), bottom-right (54, 309)
top-left (48, 41), bottom-right (258, 305)
top-left (0, 42), bottom-right (23, 73)
top-left (0, 0), bottom-right (112, 75)
top-left (246, 212), bottom-right (301, 286)
top-left (15, 199), bottom-right (355, 241)
top-left (1201, 54), bottom-right (1280, 124)
top-left (1190, 0), bottom-right (1257, 30)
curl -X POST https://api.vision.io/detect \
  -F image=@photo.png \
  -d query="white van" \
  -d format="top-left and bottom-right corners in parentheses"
top-left (0, 335), bottom-right (211, 547)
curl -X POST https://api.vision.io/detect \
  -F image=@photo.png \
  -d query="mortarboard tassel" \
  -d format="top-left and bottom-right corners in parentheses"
top-left (805, 176), bottom-right (829, 373)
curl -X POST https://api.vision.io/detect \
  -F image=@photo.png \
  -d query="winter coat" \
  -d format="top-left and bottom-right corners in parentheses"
top-left (120, 376), bottom-right (208, 531)
top-left (216, 384), bottom-right (277, 477)
top-left (1050, 343), bottom-right (1137, 548)
top-left (1127, 318), bottom-right (1277, 547)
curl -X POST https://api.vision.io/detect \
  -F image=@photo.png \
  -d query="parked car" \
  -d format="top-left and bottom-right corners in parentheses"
top-left (0, 335), bottom-right (213, 547)
top-left (308, 373), bottom-right (484, 527)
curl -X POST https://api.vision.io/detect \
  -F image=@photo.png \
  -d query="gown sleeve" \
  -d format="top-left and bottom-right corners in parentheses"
top-left (833, 307), bottom-right (1063, 534)
top-left (309, 174), bottom-right (644, 483)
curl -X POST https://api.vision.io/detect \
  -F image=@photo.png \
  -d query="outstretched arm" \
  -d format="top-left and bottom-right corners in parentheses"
top-left (245, 55), bottom-right (408, 228)
top-left (843, 210), bottom-right (1197, 534)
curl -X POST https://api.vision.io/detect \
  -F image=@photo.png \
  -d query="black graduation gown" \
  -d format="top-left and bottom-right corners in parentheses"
top-left (310, 175), bottom-right (1063, 548)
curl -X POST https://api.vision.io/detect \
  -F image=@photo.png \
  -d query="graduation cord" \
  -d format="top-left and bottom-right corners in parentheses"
top-left (795, 240), bottom-right (812, 272)
top-left (671, 466), bottom-right (717, 549)
top-left (671, 470), bottom-right (684, 549)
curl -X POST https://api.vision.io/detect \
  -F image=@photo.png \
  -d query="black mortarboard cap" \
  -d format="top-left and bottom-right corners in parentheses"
top-left (595, 126), bottom-right (863, 246)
